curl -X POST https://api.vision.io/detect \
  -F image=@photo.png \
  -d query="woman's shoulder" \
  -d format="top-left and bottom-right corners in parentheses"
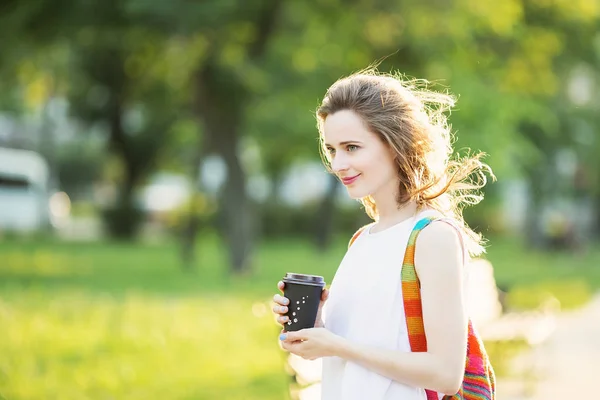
top-left (415, 211), bottom-right (465, 246)
top-left (414, 219), bottom-right (466, 276)
top-left (417, 219), bottom-right (462, 247)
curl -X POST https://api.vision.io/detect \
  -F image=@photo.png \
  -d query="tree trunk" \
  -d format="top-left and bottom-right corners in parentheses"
top-left (518, 122), bottom-right (552, 248)
top-left (194, 63), bottom-right (254, 274)
top-left (104, 92), bottom-right (144, 239)
top-left (181, 210), bottom-right (201, 271)
top-left (269, 165), bottom-right (286, 205)
top-left (39, 93), bottom-right (58, 232)
top-left (180, 140), bottom-right (207, 272)
top-left (189, 0), bottom-right (283, 272)
top-left (524, 165), bottom-right (545, 248)
top-left (314, 174), bottom-right (339, 252)
top-left (594, 192), bottom-right (600, 238)
top-left (220, 140), bottom-right (254, 273)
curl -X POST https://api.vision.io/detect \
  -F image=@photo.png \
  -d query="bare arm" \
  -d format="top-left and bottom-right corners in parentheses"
top-left (333, 222), bottom-right (468, 395)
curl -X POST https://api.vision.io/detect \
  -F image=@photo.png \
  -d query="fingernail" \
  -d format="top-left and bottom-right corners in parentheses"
top-left (280, 306), bottom-right (287, 312)
top-left (283, 299), bottom-right (289, 305)
top-left (279, 333), bottom-right (287, 341)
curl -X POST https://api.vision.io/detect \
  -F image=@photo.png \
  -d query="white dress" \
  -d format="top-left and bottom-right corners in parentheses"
top-left (321, 210), bottom-right (468, 400)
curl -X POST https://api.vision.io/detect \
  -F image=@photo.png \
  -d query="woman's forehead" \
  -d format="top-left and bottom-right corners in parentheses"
top-left (323, 111), bottom-right (372, 144)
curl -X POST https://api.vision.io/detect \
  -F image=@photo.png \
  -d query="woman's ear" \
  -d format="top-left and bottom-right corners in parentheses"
top-left (385, 139), bottom-right (402, 160)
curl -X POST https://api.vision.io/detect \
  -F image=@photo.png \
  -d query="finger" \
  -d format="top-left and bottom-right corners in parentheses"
top-left (321, 288), bottom-right (329, 301)
top-left (272, 304), bottom-right (288, 314)
top-left (281, 329), bottom-right (307, 342)
top-left (277, 315), bottom-right (289, 324)
top-left (276, 294), bottom-right (290, 305)
top-left (278, 281), bottom-right (285, 292)
top-left (280, 336), bottom-right (301, 351)
top-left (273, 294), bottom-right (289, 306)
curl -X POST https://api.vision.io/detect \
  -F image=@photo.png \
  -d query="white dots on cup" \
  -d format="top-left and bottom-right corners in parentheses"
top-left (298, 307), bottom-right (301, 310)
top-left (293, 318), bottom-right (298, 323)
top-left (302, 301), bottom-right (305, 304)
top-left (296, 301), bottom-right (300, 304)
top-left (292, 312), bottom-right (296, 316)
top-left (287, 321), bottom-right (292, 325)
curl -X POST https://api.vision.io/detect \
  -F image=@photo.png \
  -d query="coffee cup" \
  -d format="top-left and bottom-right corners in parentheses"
top-left (282, 273), bottom-right (325, 332)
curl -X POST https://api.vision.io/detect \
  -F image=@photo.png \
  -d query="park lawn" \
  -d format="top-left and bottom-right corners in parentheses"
top-left (0, 234), bottom-right (598, 399)
top-left (485, 236), bottom-right (599, 310)
top-left (0, 234), bottom-right (342, 400)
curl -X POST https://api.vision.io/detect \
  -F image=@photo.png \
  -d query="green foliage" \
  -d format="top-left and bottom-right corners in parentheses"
top-left (1, 1), bottom-right (599, 256)
top-left (1, 0), bottom-right (598, 173)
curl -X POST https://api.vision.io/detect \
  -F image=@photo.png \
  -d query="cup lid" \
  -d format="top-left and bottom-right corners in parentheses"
top-left (283, 273), bottom-right (325, 286)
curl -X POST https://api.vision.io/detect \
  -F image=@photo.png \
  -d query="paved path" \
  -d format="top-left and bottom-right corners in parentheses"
top-left (528, 293), bottom-right (600, 398)
top-left (497, 293), bottom-right (600, 399)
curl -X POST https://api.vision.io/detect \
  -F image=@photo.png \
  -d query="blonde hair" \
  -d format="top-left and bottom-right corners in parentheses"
top-left (316, 69), bottom-right (495, 256)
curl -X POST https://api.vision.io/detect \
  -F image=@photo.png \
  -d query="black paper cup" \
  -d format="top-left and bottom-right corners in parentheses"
top-left (282, 273), bottom-right (325, 332)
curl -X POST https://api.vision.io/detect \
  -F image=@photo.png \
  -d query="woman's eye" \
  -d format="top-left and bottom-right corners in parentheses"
top-left (327, 147), bottom-right (336, 155)
top-left (347, 145), bottom-right (358, 152)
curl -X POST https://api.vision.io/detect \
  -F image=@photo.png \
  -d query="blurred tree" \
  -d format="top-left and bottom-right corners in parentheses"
top-left (126, 0), bottom-right (287, 273)
top-left (2, 0), bottom-right (599, 267)
top-left (0, 12), bottom-right (70, 189)
top-left (0, 0), bottom-right (181, 238)
top-left (65, 8), bottom-right (183, 238)
top-left (506, 1), bottom-right (600, 247)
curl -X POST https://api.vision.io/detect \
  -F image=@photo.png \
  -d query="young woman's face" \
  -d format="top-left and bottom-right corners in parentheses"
top-left (322, 110), bottom-right (398, 200)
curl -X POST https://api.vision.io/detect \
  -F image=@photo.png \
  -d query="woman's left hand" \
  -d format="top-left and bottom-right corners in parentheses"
top-left (280, 328), bottom-right (344, 360)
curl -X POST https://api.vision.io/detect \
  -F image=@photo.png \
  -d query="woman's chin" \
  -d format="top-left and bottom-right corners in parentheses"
top-left (345, 187), bottom-right (369, 200)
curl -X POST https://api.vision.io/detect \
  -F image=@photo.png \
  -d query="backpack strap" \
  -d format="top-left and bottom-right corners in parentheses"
top-left (347, 224), bottom-right (370, 249)
top-left (401, 216), bottom-right (440, 399)
top-left (402, 217), bottom-right (496, 400)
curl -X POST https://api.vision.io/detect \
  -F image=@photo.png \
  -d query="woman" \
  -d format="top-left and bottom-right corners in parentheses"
top-left (272, 70), bottom-right (495, 399)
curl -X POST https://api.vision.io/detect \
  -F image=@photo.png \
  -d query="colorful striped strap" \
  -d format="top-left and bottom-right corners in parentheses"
top-left (347, 224), bottom-right (369, 249)
top-left (401, 216), bottom-right (440, 399)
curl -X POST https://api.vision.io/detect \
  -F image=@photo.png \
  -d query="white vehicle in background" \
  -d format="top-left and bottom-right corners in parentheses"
top-left (0, 147), bottom-right (54, 233)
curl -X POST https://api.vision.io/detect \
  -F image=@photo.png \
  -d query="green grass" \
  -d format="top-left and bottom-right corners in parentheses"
top-left (485, 236), bottom-right (600, 310)
top-left (0, 234), bottom-right (344, 400)
top-left (0, 233), bottom-right (598, 399)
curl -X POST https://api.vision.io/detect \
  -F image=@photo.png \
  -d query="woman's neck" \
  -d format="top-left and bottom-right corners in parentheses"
top-left (371, 197), bottom-right (419, 231)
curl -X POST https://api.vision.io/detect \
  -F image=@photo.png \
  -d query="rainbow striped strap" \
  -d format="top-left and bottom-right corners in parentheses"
top-left (401, 217), bottom-right (439, 399)
top-left (402, 216), bottom-right (496, 400)
top-left (347, 224), bottom-right (369, 249)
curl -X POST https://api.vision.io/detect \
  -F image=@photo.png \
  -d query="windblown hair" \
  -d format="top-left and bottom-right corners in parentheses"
top-left (316, 69), bottom-right (495, 256)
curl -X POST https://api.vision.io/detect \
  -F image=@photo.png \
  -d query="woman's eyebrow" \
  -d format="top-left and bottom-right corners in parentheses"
top-left (324, 140), bottom-right (363, 147)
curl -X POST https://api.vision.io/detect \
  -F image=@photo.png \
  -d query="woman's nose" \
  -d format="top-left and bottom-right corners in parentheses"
top-left (331, 155), bottom-right (349, 173)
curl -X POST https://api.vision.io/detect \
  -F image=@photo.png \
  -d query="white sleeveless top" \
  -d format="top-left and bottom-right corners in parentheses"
top-left (321, 210), bottom-right (468, 400)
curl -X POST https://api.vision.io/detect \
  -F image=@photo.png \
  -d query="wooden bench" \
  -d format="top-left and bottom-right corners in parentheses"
top-left (285, 258), bottom-right (558, 400)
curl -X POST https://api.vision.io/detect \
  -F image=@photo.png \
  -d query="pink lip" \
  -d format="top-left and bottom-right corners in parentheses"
top-left (341, 174), bottom-right (360, 185)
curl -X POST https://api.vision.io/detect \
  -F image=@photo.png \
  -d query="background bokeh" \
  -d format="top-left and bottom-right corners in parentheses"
top-left (0, 1), bottom-right (599, 399)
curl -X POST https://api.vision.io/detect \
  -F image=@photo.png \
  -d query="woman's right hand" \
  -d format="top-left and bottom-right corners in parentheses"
top-left (272, 281), bottom-right (329, 328)
top-left (272, 281), bottom-right (291, 326)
